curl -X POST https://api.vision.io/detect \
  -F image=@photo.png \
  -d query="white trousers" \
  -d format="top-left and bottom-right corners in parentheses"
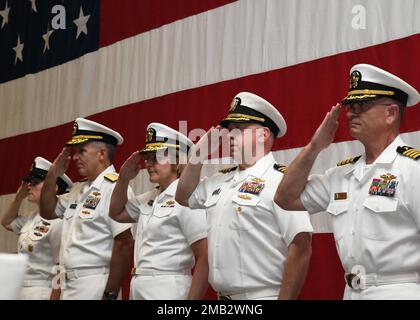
top-left (343, 283), bottom-right (420, 300)
top-left (61, 274), bottom-right (108, 300)
top-left (20, 286), bottom-right (52, 300)
top-left (130, 274), bottom-right (192, 300)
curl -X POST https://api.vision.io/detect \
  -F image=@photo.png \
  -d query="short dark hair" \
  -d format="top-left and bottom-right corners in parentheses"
top-left (396, 101), bottom-right (406, 121)
top-left (383, 97), bottom-right (405, 121)
top-left (104, 143), bottom-right (116, 162)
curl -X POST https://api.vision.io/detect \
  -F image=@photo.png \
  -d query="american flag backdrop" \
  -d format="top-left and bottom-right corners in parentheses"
top-left (0, 0), bottom-right (419, 299)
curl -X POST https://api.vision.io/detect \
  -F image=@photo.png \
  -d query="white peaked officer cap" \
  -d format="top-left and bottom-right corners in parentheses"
top-left (219, 92), bottom-right (287, 138)
top-left (23, 156), bottom-right (73, 193)
top-left (66, 118), bottom-right (124, 146)
top-left (140, 122), bottom-right (194, 154)
top-left (342, 63), bottom-right (420, 107)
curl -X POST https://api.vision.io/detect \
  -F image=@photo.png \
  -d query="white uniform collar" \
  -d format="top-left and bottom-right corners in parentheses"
top-left (344, 135), bottom-right (404, 180)
top-left (371, 135), bottom-right (403, 165)
top-left (232, 152), bottom-right (274, 182)
top-left (156, 179), bottom-right (178, 203)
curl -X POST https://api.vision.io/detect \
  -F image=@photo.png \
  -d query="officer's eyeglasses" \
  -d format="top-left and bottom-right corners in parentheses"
top-left (143, 153), bottom-right (158, 163)
top-left (143, 152), bottom-right (175, 165)
top-left (345, 101), bottom-right (393, 114)
top-left (24, 177), bottom-right (43, 186)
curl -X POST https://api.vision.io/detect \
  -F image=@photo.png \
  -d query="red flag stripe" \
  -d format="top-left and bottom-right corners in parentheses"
top-left (100, 0), bottom-right (237, 47)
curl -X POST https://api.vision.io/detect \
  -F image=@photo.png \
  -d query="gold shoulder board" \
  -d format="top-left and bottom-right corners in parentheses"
top-left (104, 173), bottom-right (119, 182)
top-left (273, 163), bottom-right (287, 173)
top-left (336, 155), bottom-right (361, 166)
top-left (219, 166), bottom-right (238, 174)
top-left (397, 146), bottom-right (420, 160)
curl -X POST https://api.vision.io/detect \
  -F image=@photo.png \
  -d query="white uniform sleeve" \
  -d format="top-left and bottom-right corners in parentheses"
top-left (300, 171), bottom-right (332, 215)
top-left (48, 219), bottom-right (63, 264)
top-left (188, 177), bottom-right (211, 209)
top-left (10, 215), bottom-right (28, 234)
top-left (125, 195), bottom-right (141, 222)
top-left (273, 201), bottom-right (313, 247)
top-left (55, 192), bottom-right (72, 219)
top-left (109, 186), bottom-right (134, 237)
top-left (408, 161), bottom-right (420, 230)
top-left (178, 206), bottom-right (207, 246)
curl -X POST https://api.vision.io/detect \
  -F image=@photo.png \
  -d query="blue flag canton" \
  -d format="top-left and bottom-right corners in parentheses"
top-left (0, 0), bottom-right (99, 84)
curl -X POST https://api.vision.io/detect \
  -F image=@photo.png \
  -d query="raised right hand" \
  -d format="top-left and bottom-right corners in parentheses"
top-left (15, 181), bottom-right (29, 201)
top-left (310, 103), bottom-right (341, 153)
top-left (119, 151), bottom-right (141, 181)
top-left (51, 147), bottom-right (72, 177)
top-left (190, 126), bottom-right (224, 164)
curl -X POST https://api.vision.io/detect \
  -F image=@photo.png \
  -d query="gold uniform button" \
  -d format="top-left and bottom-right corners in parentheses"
top-left (236, 206), bottom-right (242, 213)
top-left (28, 244), bottom-right (34, 252)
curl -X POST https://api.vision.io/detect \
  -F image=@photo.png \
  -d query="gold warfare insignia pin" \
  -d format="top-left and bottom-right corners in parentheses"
top-left (230, 97), bottom-right (241, 112)
top-left (350, 70), bottom-right (361, 89)
top-left (146, 128), bottom-right (155, 143)
top-left (72, 121), bottom-right (78, 136)
top-left (238, 194), bottom-right (252, 200)
top-left (380, 173), bottom-right (397, 182)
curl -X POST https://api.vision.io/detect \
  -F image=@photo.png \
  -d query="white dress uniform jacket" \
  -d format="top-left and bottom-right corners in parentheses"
top-left (125, 179), bottom-right (207, 300)
top-left (54, 165), bottom-right (133, 299)
top-left (188, 152), bottom-right (313, 299)
top-left (301, 136), bottom-right (420, 299)
top-left (11, 212), bottom-right (61, 300)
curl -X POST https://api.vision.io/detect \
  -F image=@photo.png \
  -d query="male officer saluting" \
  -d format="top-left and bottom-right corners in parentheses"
top-left (275, 64), bottom-right (420, 299)
top-left (40, 118), bottom-right (133, 300)
top-left (176, 92), bottom-right (313, 300)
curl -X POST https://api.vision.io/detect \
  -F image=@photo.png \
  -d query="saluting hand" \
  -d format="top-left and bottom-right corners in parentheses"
top-left (119, 151), bottom-right (141, 181)
top-left (190, 126), bottom-right (224, 164)
top-left (51, 147), bottom-right (72, 177)
top-left (310, 103), bottom-right (341, 153)
top-left (15, 181), bottom-right (29, 201)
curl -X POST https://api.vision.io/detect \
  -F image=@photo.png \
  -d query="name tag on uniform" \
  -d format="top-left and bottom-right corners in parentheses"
top-left (334, 192), bottom-right (347, 200)
top-left (70, 203), bottom-right (77, 209)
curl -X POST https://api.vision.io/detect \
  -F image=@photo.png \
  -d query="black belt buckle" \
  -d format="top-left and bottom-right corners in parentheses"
top-left (345, 273), bottom-right (360, 289)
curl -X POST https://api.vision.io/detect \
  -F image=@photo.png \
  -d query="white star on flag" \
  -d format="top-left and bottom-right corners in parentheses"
top-left (0, 1), bottom-right (10, 29)
top-left (73, 6), bottom-right (90, 39)
top-left (13, 35), bottom-right (24, 64)
top-left (29, 0), bottom-right (37, 13)
top-left (42, 28), bottom-right (54, 53)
